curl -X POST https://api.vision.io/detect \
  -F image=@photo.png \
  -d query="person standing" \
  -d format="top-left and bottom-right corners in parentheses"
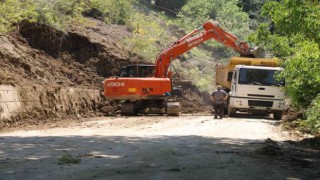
top-left (211, 85), bottom-right (228, 119)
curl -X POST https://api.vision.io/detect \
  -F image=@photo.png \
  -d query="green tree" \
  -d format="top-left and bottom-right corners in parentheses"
top-left (33, 0), bottom-right (87, 30)
top-left (237, 0), bottom-right (267, 29)
top-left (0, 0), bottom-right (132, 34)
top-left (89, 0), bottom-right (131, 25)
top-left (154, 0), bottom-right (189, 15)
top-left (251, 0), bottom-right (320, 107)
top-left (0, 0), bottom-right (37, 34)
top-left (178, 0), bottom-right (216, 26)
top-left (123, 12), bottom-right (172, 61)
top-left (178, 0), bottom-right (250, 39)
top-left (215, 0), bottom-right (250, 39)
top-left (304, 94), bottom-right (320, 134)
top-left (250, 0), bottom-right (320, 133)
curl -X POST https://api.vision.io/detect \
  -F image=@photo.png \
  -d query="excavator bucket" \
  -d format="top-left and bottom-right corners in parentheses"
top-left (248, 47), bottom-right (266, 58)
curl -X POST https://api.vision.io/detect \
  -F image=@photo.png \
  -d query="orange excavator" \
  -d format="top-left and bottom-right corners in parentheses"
top-left (104, 20), bottom-right (264, 115)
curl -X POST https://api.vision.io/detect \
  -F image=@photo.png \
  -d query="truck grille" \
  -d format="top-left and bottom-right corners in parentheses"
top-left (248, 100), bottom-right (273, 107)
top-left (247, 94), bottom-right (275, 98)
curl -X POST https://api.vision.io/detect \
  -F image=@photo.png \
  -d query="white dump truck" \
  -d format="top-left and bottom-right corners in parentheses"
top-left (216, 57), bottom-right (286, 120)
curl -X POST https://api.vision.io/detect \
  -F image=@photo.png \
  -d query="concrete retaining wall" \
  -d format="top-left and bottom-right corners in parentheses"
top-left (0, 86), bottom-right (22, 120)
top-left (0, 85), bottom-right (102, 122)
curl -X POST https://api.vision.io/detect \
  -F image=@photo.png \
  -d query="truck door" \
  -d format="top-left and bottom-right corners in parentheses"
top-left (231, 70), bottom-right (238, 96)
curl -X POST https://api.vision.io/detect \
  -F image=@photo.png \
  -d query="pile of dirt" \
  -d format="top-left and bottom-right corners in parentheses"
top-left (283, 105), bottom-right (304, 123)
top-left (256, 138), bottom-right (320, 167)
top-left (178, 81), bottom-right (212, 114)
top-left (298, 137), bottom-right (320, 150)
top-left (0, 19), bottom-right (210, 130)
top-left (0, 20), bottom-right (138, 87)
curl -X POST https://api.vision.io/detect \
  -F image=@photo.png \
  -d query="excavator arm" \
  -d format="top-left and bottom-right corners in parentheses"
top-left (154, 21), bottom-right (265, 78)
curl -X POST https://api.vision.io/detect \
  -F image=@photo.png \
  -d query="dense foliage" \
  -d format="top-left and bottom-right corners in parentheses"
top-left (0, 0), bottom-right (131, 33)
top-left (124, 11), bottom-right (172, 61)
top-left (305, 94), bottom-right (320, 134)
top-left (237, 0), bottom-right (266, 29)
top-left (88, 0), bottom-right (131, 25)
top-left (154, 0), bottom-right (188, 15)
top-left (250, 0), bottom-right (320, 133)
top-left (0, 0), bottom-right (37, 33)
top-left (178, 0), bottom-right (250, 39)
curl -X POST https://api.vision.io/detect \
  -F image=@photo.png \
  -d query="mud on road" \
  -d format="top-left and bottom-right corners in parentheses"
top-left (0, 115), bottom-right (319, 180)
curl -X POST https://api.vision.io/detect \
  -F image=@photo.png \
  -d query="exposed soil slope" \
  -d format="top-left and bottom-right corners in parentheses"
top-left (1, 20), bottom-right (140, 87)
top-left (0, 20), bottom-right (141, 129)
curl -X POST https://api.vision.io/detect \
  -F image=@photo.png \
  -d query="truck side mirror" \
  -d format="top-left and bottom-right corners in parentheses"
top-left (227, 72), bottom-right (233, 82)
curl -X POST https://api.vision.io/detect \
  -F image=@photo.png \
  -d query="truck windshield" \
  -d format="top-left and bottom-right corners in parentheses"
top-left (238, 68), bottom-right (284, 86)
top-left (119, 65), bottom-right (154, 77)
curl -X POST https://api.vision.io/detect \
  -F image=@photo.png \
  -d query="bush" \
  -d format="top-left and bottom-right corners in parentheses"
top-left (123, 12), bottom-right (172, 61)
top-left (178, 0), bottom-right (250, 39)
top-left (280, 40), bottom-right (320, 107)
top-left (251, 0), bottom-right (320, 107)
top-left (0, 0), bottom-right (38, 34)
top-left (155, 0), bottom-right (189, 13)
top-left (58, 153), bottom-right (81, 165)
top-left (0, 0), bottom-right (132, 34)
top-left (304, 94), bottom-right (320, 134)
top-left (34, 0), bottom-right (87, 31)
top-left (88, 0), bottom-right (131, 25)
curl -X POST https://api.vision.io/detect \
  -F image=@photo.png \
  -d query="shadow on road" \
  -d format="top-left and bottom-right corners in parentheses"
top-left (0, 134), bottom-right (318, 180)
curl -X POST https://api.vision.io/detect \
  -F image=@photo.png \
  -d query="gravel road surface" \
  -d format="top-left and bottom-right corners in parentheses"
top-left (1, 115), bottom-right (319, 180)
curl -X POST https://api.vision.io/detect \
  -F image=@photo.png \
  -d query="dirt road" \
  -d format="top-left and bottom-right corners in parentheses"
top-left (0, 115), bottom-right (319, 180)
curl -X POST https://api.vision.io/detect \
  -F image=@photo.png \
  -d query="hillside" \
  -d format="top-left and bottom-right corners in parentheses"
top-left (0, 19), bottom-right (210, 130)
top-left (0, 0), bottom-right (319, 134)
top-left (0, 20), bottom-right (129, 128)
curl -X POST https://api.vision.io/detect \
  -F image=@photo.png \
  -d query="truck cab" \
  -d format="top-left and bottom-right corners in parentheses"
top-left (228, 65), bottom-right (285, 119)
top-left (216, 57), bottom-right (286, 120)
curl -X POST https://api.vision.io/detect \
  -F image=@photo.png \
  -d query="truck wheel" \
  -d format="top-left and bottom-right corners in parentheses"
top-left (228, 107), bottom-right (236, 117)
top-left (224, 107), bottom-right (228, 115)
top-left (273, 111), bottom-right (283, 120)
top-left (168, 111), bottom-right (181, 116)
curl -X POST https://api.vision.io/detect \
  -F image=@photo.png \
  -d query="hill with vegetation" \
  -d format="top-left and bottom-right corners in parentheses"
top-left (0, 0), bottom-right (319, 135)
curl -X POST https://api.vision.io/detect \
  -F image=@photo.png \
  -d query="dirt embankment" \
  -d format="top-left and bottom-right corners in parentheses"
top-left (0, 20), bottom-right (141, 130)
top-left (177, 81), bottom-right (212, 114)
top-left (0, 20), bottom-right (210, 130)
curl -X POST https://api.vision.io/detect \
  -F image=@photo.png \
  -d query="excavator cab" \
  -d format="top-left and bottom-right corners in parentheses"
top-left (119, 64), bottom-right (155, 77)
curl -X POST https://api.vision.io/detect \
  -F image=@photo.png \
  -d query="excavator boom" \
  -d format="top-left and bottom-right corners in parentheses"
top-left (154, 21), bottom-right (264, 78)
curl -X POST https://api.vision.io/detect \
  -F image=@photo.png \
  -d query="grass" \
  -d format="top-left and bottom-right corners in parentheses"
top-left (58, 154), bottom-right (81, 165)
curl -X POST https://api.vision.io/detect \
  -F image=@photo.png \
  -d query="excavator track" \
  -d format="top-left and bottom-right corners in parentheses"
top-left (121, 102), bottom-right (136, 116)
top-left (166, 102), bottom-right (181, 116)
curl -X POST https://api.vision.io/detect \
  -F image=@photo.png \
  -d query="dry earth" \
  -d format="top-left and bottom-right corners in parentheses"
top-left (1, 115), bottom-right (319, 180)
